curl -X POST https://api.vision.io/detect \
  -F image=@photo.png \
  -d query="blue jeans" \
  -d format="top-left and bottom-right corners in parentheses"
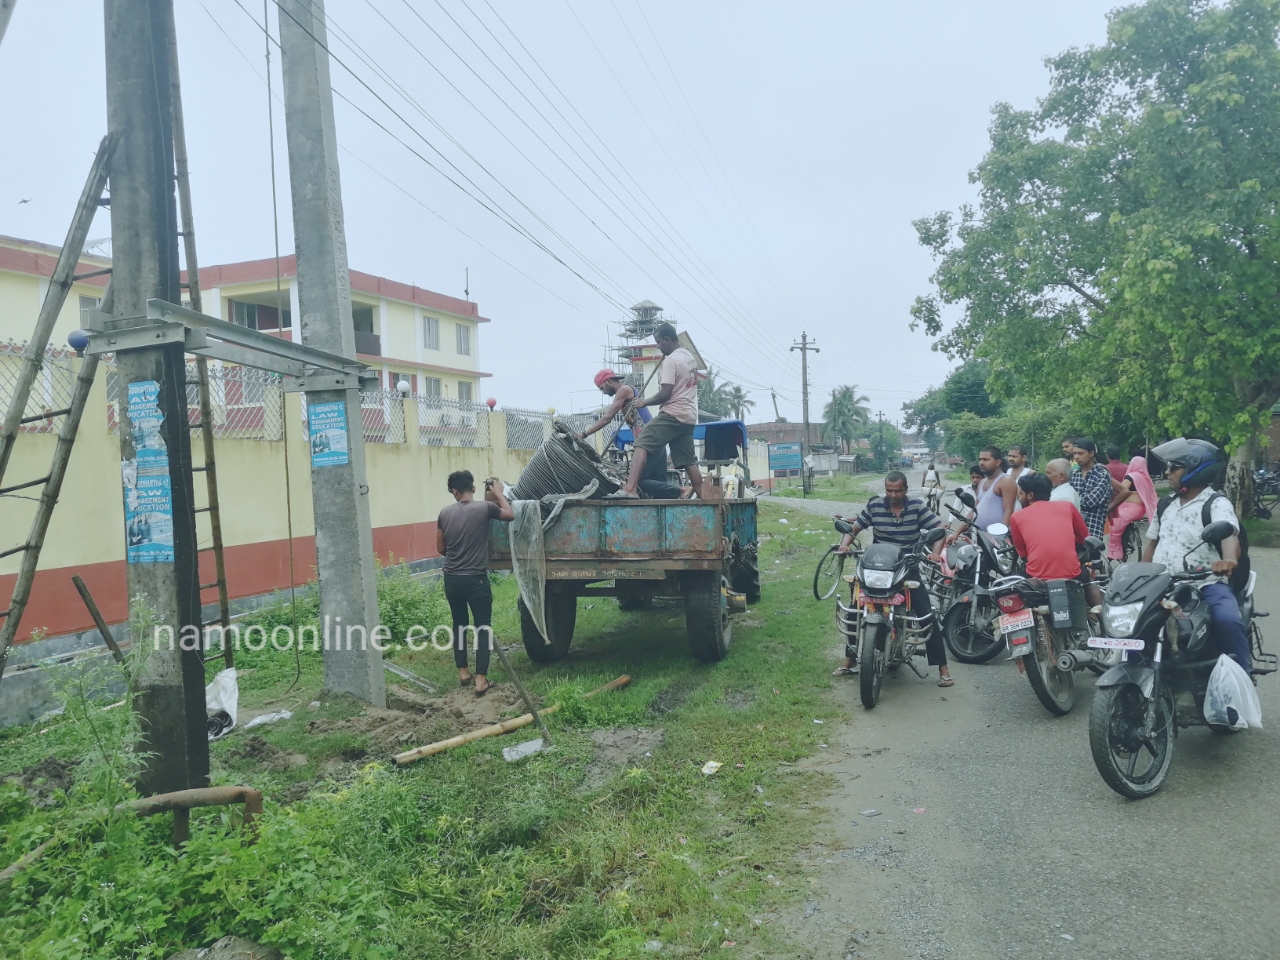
top-left (1202, 581), bottom-right (1250, 671)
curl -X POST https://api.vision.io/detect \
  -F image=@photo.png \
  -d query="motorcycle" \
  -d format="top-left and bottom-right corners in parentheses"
top-left (1087, 521), bottom-right (1278, 798)
top-left (988, 535), bottom-right (1115, 716)
top-left (938, 488), bottom-right (1018, 663)
top-left (837, 526), bottom-right (948, 709)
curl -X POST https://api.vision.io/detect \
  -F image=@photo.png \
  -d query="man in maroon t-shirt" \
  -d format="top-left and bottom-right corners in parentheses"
top-left (1008, 472), bottom-right (1088, 580)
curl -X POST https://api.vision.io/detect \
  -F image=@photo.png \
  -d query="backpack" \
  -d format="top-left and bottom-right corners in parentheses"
top-left (1155, 491), bottom-right (1250, 593)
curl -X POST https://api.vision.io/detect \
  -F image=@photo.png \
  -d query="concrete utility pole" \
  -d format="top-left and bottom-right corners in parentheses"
top-left (790, 332), bottom-right (819, 454)
top-left (104, 0), bottom-right (208, 793)
top-left (0, 0), bottom-right (17, 49)
top-left (278, 0), bottom-right (384, 706)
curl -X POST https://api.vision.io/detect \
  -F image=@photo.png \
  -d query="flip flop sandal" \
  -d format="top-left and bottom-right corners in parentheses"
top-left (475, 684), bottom-right (490, 697)
top-left (459, 676), bottom-right (474, 687)
top-left (832, 666), bottom-right (858, 676)
top-left (937, 676), bottom-right (955, 687)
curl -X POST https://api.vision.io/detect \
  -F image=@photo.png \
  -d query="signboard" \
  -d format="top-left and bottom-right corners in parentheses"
top-left (122, 380), bottom-right (174, 564)
top-left (308, 400), bottom-right (350, 467)
top-left (768, 441), bottom-right (803, 473)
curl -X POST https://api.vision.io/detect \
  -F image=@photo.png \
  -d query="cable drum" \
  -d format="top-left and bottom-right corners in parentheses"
top-left (511, 421), bottom-right (624, 501)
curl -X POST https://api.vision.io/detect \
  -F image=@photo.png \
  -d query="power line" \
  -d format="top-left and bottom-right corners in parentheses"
top-left (372, 0), bottom-right (793, 381)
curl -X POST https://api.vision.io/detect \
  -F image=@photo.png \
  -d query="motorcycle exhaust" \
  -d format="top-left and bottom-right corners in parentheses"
top-left (1057, 649), bottom-right (1096, 672)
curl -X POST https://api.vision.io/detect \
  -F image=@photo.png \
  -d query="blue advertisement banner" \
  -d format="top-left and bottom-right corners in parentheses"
top-left (768, 441), bottom-right (803, 472)
top-left (122, 380), bottom-right (174, 564)
top-left (309, 400), bottom-right (350, 467)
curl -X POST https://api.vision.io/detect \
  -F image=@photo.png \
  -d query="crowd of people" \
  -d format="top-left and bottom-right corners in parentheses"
top-left (840, 435), bottom-right (1249, 679)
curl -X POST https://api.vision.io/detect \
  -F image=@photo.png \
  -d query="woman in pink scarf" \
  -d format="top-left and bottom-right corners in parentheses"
top-left (1107, 455), bottom-right (1158, 560)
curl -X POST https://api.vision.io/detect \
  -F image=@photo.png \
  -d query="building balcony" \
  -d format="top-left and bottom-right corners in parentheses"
top-left (354, 331), bottom-right (381, 356)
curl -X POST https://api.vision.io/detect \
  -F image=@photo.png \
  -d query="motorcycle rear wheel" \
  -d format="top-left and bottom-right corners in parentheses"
top-left (1089, 683), bottom-right (1175, 799)
top-left (942, 595), bottom-right (1003, 664)
top-left (1025, 633), bottom-right (1075, 716)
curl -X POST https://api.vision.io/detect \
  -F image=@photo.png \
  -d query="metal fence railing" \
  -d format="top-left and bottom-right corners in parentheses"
top-left (361, 389), bottom-right (407, 444)
top-left (416, 396), bottom-right (487, 448)
top-left (503, 406), bottom-right (553, 449)
top-left (106, 360), bottom-right (285, 440)
top-left (0, 342), bottom-right (79, 435)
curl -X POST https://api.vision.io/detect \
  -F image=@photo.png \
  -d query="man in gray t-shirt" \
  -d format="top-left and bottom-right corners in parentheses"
top-left (436, 470), bottom-right (513, 695)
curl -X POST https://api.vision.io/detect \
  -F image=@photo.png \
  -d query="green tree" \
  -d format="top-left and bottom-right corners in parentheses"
top-left (697, 367), bottom-right (733, 421)
top-left (723, 384), bottom-right (755, 421)
top-left (912, 0), bottom-right (1280, 513)
top-left (903, 360), bottom-right (1005, 450)
top-left (821, 385), bottom-right (871, 453)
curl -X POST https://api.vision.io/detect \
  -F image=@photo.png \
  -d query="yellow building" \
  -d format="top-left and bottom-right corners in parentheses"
top-left (0, 235), bottom-right (535, 669)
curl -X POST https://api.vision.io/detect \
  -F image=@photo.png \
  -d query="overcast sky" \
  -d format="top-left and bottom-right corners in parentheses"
top-left (0, 0), bottom-right (1119, 422)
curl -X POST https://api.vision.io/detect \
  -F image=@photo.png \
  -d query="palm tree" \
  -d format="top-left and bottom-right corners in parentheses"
top-left (723, 384), bottom-right (755, 421)
top-left (822, 385), bottom-right (871, 453)
top-left (697, 367), bottom-right (736, 420)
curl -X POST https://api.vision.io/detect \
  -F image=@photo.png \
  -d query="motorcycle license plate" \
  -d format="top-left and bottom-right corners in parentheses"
top-left (998, 610), bottom-right (1034, 635)
top-left (1087, 637), bottom-right (1145, 651)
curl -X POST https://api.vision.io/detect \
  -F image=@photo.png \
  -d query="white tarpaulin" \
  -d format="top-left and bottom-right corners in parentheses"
top-left (509, 499), bottom-right (549, 643)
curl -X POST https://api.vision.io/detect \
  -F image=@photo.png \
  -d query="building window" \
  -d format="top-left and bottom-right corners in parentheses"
top-left (423, 316), bottom-right (439, 350)
top-left (79, 295), bottom-right (101, 326)
top-left (352, 305), bottom-right (375, 333)
top-left (457, 380), bottom-right (473, 403)
top-left (422, 377), bottom-right (442, 398)
top-left (232, 300), bottom-right (258, 330)
top-left (455, 323), bottom-right (470, 356)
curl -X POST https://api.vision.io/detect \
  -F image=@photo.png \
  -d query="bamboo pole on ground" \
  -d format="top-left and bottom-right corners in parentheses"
top-left (392, 675), bottom-right (631, 767)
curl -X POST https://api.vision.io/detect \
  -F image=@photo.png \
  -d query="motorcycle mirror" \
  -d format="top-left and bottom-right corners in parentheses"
top-left (954, 487), bottom-right (976, 508)
top-left (1200, 520), bottom-right (1235, 545)
top-left (923, 527), bottom-right (946, 545)
top-left (987, 522), bottom-right (1010, 537)
top-left (834, 519), bottom-right (853, 535)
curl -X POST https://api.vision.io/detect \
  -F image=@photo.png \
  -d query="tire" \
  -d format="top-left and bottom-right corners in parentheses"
top-left (1089, 683), bottom-right (1175, 799)
top-left (859, 622), bottom-right (886, 709)
top-left (813, 547), bottom-right (845, 601)
top-left (518, 592), bottom-right (576, 663)
top-left (1024, 626), bottom-right (1075, 716)
top-left (684, 571), bottom-right (732, 663)
top-left (942, 595), bottom-right (1003, 664)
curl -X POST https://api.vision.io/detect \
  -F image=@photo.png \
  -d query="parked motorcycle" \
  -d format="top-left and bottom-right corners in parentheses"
top-left (989, 535), bottom-right (1114, 716)
top-left (837, 526), bottom-right (948, 709)
top-left (1088, 521), bottom-right (1278, 798)
top-left (939, 489), bottom-right (1018, 663)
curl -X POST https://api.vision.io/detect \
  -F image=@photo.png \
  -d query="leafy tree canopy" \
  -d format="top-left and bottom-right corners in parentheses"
top-left (911, 0), bottom-right (1280, 505)
top-left (822, 385), bottom-right (871, 452)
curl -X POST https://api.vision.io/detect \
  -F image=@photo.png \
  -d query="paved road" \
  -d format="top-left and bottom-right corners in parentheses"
top-left (780, 550), bottom-right (1280, 960)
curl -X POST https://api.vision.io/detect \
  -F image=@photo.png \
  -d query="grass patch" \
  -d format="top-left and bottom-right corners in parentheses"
top-left (0, 502), bottom-right (841, 959)
top-left (772, 472), bottom-right (882, 503)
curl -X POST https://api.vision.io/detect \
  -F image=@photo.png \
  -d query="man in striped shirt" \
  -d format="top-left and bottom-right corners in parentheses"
top-left (833, 472), bottom-right (953, 685)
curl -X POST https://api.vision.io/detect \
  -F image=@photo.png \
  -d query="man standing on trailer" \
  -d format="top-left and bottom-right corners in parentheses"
top-left (613, 322), bottom-right (704, 499)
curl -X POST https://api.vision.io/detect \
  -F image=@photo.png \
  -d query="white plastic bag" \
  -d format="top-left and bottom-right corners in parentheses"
top-left (1203, 654), bottom-right (1262, 730)
top-left (205, 668), bottom-right (238, 741)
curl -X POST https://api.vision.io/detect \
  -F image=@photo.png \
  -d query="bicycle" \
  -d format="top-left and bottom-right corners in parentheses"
top-left (813, 517), bottom-right (855, 601)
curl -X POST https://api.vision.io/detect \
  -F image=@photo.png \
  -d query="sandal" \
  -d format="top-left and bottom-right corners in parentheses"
top-left (475, 681), bottom-right (491, 697)
top-left (832, 666), bottom-right (858, 676)
top-left (459, 675), bottom-right (474, 687)
top-left (937, 675), bottom-right (955, 687)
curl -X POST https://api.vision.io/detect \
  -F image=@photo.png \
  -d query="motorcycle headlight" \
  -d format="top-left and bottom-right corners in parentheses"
top-left (861, 568), bottom-right (895, 590)
top-left (1101, 601), bottom-right (1144, 638)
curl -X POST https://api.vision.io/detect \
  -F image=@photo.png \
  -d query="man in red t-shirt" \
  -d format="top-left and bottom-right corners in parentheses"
top-left (1008, 472), bottom-right (1087, 580)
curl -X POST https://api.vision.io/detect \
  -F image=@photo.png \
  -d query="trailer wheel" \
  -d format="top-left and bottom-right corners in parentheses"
top-left (518, 592), bottom-right (576, 663)
top-left (684, 571), bottom-right (732, 663)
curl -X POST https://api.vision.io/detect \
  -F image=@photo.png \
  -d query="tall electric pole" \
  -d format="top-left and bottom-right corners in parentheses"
top-left (0, 1), bottom-right (18, 49)
top-left (279, 0), bottom-right (384, 706)
top-left (790, 333), bottom-right (819, 455)
top-left (105, 0), bottom-right (208, 794)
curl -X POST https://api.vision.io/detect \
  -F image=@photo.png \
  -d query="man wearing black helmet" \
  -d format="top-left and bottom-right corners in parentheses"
top-left (1141, 438), bottom-right (1249, 670)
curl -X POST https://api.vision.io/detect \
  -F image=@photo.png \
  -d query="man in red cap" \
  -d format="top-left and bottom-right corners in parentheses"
top-left (580, 368), bottom-right (650, 441)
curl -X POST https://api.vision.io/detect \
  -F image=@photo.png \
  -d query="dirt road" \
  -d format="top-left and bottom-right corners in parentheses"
top-left (782, 550), bottom-right (1280, 960)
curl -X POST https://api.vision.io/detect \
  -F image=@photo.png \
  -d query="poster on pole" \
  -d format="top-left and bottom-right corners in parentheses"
top-left (122, 380), bottom-right (174, 564)
top-left (768, 441), bottom-right (803, 475)
top-left (308, 400), bottom-right (350, 467)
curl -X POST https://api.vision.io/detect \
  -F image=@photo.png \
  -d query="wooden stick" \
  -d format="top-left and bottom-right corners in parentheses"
top-left (71, 574), bottom-right (124, 664)
top-left (393, 674), bottom-right (631, 767)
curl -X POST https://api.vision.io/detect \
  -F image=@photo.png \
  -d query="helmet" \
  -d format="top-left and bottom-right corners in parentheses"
top-left (1151, 437), bottom-right (1225, 493)
top-left (593, 368), bottom-right (620, 389)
